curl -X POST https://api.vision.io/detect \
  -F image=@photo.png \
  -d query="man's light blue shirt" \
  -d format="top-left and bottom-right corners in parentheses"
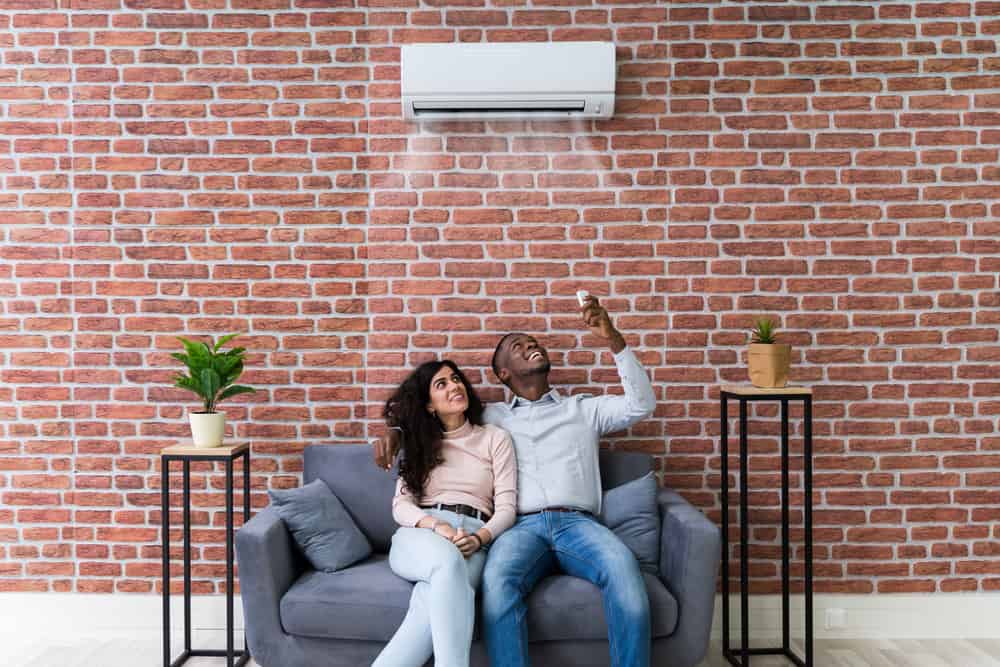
top-left (482, 347), bottom-right (656, 515)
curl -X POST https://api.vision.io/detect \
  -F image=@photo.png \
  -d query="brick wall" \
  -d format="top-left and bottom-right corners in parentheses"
top-left (1, 0), bottom-right (999, 597)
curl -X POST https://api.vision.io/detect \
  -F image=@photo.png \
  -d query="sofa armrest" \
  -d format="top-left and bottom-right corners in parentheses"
top-left (236, 505), bottom-right (303, 666)
top-left (656, 487), bottom-right (721, 666)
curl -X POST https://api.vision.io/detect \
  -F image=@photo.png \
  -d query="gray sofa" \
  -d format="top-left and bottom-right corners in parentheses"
top-left (236, 444), bottom-right (720, 667)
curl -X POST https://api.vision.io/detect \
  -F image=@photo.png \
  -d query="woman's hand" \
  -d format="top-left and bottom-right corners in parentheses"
top-left (452, 529), bottom-right (481, 557)
top-left (433, 522), bottom-right (458, 542)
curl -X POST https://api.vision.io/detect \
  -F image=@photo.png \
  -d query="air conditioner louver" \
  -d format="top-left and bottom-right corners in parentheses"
top-left (413, 100), bottom-right (587, 117)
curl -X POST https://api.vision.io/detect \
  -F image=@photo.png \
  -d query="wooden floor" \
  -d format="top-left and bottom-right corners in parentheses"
top-left (702, 639), bottom-right (1000, 666)
top-left (5, 632), bottom-right (1000, 666)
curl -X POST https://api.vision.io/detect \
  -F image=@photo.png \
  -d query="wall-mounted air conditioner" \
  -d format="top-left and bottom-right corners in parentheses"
top-left (401, 42), bottom-right (616, 121)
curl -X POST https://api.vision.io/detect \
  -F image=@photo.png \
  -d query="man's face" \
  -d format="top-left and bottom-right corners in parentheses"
top-left (498, 334), bottom-right (550, 383)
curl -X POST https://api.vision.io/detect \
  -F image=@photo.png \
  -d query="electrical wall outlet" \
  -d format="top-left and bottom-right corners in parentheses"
top-left (825, 607), bottom-right (847, 630)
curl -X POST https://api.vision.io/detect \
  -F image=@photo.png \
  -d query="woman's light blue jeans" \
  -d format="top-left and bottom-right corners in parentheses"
top-left (372, 508), bottom-right (487, 667)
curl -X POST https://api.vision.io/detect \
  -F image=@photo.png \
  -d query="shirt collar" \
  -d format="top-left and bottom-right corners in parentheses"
top-left (509, 388), bottom-right (562, 409)
top-left (442, 419), bottom-right (473, 439)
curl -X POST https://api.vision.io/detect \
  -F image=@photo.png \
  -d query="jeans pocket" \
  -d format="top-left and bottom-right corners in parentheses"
top-left (458, 515), bottom-right (486, 533)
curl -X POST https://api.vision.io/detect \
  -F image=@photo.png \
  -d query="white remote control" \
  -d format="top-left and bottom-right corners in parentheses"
top-left (576, 290), bottom-right (589, 306)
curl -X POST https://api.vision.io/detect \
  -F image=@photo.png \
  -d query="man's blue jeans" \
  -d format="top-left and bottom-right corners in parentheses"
top-left (481, 510), bottom-right (650, 667)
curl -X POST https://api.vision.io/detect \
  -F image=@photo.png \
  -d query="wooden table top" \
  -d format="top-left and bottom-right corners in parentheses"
top-left (161, 441), bottom-right (250, 457)
top-left (720, 385), bottom-right (812, 396)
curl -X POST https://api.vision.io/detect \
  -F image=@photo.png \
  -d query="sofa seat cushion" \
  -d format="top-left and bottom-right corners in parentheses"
top-left (524, 572), bottom-right (677, 641)
top-left (280, 554), bottom-right (411, 642)
top-left (280, 555), bottom-right (679, 643)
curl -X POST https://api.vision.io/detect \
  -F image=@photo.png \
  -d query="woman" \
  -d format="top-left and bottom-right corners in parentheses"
top-left (373, 360), bottom-right (517, 667)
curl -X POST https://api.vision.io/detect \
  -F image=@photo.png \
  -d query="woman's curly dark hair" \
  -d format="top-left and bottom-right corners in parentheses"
top-left (384, 359), bottom-right (485, 501)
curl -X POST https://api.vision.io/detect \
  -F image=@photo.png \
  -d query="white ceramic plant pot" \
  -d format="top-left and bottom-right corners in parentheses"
top-left (189, 411), bottom-right (225, 448)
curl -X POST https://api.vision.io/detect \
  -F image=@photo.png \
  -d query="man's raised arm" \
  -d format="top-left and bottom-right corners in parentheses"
top-left (580, 296), bottom-right (657, 435)
top-left (373, 429), bottom-right (400, 470)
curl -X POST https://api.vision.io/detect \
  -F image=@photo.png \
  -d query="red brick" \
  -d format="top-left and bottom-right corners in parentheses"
top-left (0, 0), bottom-right (994, 597)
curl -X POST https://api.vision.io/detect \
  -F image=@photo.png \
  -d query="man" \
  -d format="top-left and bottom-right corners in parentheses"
top-left (375, 295), bottom-right (656, 666)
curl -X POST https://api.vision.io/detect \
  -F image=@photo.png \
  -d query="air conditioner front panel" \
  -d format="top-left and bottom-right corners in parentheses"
top-left (401, 42), bottom-right (616, 120)
top-left (402, 42), bottom-right (615, 97)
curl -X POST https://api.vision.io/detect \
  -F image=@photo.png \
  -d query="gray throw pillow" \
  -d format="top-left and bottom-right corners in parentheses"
top-left (268, 479), bottom-right (372, 572)
top-left (599, 471), bottom-right (660, 574)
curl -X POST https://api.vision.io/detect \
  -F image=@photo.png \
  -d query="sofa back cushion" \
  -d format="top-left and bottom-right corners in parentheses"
top-left (304, 444), bottom-right (654, 553)
top-left (304, 444), bottom-right (399, 552)
top-left (598, 449), bottom-right (653, 489)
top-left (267, 479), bottom-right (372, 572)
top-left (599, 471), bottom-right (660, 573)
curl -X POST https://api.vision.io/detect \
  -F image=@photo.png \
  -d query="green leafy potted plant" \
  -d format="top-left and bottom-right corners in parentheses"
top-left (748, 317), bottom-right (791, 388)
top-left (172, 333), bottom-right (255, 448)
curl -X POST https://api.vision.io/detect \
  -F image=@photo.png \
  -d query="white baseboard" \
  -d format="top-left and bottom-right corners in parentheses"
top-left (3, 593), bottom-right (247, 635)
top-left (3, 592), bottom-right (1000, 640)
top-left (709, 593), bottom-right (1000, 640)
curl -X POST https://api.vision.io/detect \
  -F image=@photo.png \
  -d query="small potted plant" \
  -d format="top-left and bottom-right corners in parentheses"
top-left (172, 333), bottom-right (255, 448)
top-left (747, 317), bottom-right (791, 388)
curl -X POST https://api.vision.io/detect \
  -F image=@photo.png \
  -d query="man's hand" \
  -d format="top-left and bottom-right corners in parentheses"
top-left (373, 429), bottom-right (401, 470)
top-left (452, 529), bottom-right (481, 557)
top-left (581, 295), bottom-right (626, 354)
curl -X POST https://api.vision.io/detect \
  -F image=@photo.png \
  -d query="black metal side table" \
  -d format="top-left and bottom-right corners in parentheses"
top-left (161, 441), bottom-right (251, 667)
top-left (719, 385), bottom-right (813, 667)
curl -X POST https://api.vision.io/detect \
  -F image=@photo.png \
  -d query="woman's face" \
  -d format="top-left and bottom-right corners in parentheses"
top-left (427, 365), bottom-right (469, 421)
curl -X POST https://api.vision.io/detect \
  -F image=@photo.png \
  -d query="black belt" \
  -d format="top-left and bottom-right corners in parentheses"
top-left (422, 503), bottom-right (490, 521)
top-left (518, 506), bottom-right (593, 517)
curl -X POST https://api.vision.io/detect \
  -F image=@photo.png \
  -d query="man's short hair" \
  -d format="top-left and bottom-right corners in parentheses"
top-left (491, 332), bottom-right (522, 382)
